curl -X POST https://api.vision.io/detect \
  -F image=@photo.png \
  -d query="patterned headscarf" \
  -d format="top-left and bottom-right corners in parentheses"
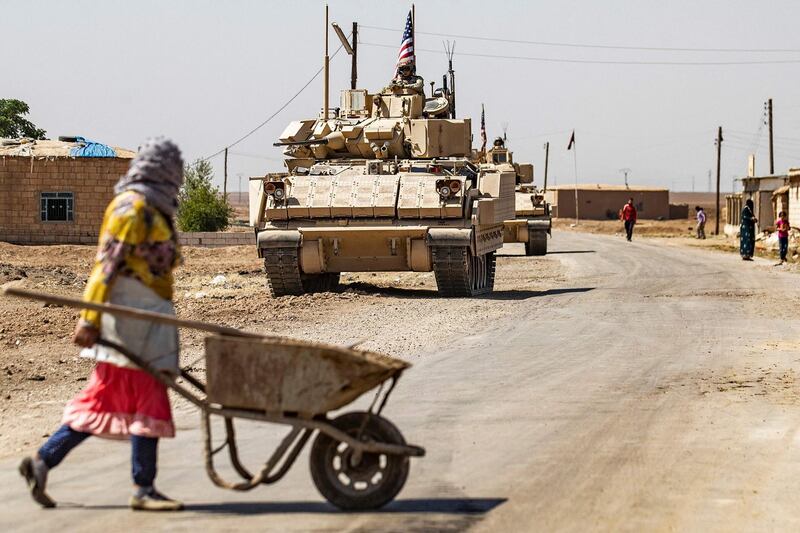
top-left (115, 137), bottom-right (184, 218)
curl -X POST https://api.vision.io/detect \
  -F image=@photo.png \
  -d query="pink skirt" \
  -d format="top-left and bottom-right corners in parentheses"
top-left (62, 362), bottom-right (175, 440)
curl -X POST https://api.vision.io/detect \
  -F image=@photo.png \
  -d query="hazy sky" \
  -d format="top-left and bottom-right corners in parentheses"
top-left (7, 0), bottom-right (800, 192)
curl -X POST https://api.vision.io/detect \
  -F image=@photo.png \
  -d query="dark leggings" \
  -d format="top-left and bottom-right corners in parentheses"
top-left (624, 220), bottom-right (635, 240)
top-left (38, 425), bottom-right (158, 487)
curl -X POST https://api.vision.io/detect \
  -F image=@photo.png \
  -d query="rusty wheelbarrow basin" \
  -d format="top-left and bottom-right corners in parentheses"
top-left (204, 335), bottom-right (410, 416)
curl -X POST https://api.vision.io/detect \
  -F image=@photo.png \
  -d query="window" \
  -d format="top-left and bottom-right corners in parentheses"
top-left (493, 153), bottom-right (507, 163)
top-left (40, 192), bottom-right (74, 222)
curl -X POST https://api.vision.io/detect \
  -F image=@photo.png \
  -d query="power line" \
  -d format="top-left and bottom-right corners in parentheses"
top-left (229, 151), bottom-right (284, 161)
top-left (360, 41), bottom-right (800, 66)
top-left (201, 38), bottom-right (349, 161)
top-left (361, 24), bottom-right (800, 53)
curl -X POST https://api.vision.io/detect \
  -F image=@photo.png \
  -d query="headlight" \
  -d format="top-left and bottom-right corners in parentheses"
top-left (436, 179), bottom-right (462, 199)
top-left (264, 181), bottom-right (286, 201)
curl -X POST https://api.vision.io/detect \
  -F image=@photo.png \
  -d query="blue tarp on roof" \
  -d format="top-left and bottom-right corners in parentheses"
top-left (70, 137), bottom-right (116, 157)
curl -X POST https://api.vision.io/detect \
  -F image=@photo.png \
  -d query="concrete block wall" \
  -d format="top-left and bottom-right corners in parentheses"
top-left (0, 156), bottom-right (130, 244)
top-left (177, 231), bottom-right (255, 248)
top-left (790, 181), bottom-right (800, 228)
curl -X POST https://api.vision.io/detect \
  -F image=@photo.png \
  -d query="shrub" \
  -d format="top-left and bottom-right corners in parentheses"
top-left (177, 159), bottom-right (233, 232)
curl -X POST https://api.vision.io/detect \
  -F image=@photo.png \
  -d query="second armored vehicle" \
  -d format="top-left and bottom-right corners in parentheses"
top-left (480, 139), bottom-right (551, 255)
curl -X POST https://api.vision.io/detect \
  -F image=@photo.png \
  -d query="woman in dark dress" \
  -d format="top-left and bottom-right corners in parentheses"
top-left (739, 198), bottom-right (757, 260)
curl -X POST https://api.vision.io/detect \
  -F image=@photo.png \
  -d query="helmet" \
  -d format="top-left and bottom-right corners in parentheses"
top-left (397, 59), bottom-right (414, 74)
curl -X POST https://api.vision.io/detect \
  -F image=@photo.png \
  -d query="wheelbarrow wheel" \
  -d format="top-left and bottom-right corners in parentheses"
top-left (310, 411), bottom-right (409, 511)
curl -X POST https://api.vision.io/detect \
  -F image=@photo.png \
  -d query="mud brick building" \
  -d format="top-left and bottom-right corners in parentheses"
top-left (0, 138), bottom-right (134, 244)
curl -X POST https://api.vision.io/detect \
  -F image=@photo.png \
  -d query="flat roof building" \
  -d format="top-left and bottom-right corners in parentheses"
top-left (0, 137), bottom-right (134, 244)
top-left (545, 184), bottom-right (669, 220)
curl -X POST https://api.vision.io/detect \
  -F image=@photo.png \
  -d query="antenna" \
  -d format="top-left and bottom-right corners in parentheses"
top-left (443, 40), bottom-right (456, 118)
top-left (618, 168), bottom-right (631, 188)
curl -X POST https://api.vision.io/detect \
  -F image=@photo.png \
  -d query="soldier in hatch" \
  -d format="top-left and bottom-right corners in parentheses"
top-left (387, 59), bottom-right (424, 95)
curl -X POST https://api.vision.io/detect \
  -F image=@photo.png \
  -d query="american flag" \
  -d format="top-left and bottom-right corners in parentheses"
top-left (396, 10), bottom-right (415, 73)
top-left (480, 104), bottom-right (487, 152)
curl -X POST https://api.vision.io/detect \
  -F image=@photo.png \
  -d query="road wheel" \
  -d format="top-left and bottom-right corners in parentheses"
top-left (525, 230), bottom-right (547, 256)
top-left (309, 412), bottom-right (409, 511)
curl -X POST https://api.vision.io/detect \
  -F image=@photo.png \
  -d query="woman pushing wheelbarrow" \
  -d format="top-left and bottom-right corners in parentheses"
top-left (19, 137), bottom-right (185, 511)
top-left (12, 138), bottom-right (424, 513)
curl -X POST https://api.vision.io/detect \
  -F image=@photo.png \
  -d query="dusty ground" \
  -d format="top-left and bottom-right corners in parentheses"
top-left (553, 214), bottom-right (800, 269)
top-left (2, 232), bottom-right (799, 532)
top-left (0, 242), bottom-right (565, 459)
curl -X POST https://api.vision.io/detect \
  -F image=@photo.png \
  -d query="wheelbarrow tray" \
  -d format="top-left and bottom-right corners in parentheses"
top-left (205, 334), bottom-right (410, 416)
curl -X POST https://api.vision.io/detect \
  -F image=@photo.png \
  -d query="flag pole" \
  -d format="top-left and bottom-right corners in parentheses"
top-left (573, 134), bottom-right (579, 224)
top-left (411, 4), bottom-right (415, 49)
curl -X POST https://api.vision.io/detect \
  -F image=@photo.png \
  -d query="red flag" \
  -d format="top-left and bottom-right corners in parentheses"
top-left (567, 130), bottom-right (575, 150)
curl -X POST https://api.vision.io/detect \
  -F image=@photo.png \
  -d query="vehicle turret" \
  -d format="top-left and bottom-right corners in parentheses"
top-left (275, 87), bottom-right (469, 163)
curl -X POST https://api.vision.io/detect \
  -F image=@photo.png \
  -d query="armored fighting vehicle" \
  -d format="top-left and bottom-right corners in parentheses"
top-left (249, 83), bottom-right (516, 297)
top-left (479, 140), bottom-right (551, 255)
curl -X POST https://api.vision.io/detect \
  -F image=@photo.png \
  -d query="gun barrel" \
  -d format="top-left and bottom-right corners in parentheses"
top-left (273, 138), bottom-right (329, 147)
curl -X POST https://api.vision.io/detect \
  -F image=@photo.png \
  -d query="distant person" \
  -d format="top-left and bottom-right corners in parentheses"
top-left (776, 211), bottom-right (791, 263)
top-left (695, 206), bottom-right (707, 239)
top-left (739, 198), bottom-right (757, 260)
top-left (620, 198), bottom-right (637, 242)
top-left (19, 138), bottom-right (184, 511)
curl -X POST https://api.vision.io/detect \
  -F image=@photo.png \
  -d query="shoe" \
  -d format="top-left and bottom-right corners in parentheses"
top-left (19, 457), bottom-right (56, 508)
top-left (130, 487), bottom-right (183, 511)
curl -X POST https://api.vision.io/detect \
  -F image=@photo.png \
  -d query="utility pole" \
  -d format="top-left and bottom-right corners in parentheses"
top-left (768, 98), bottom-right (774, 174)
top-left (223, 147), bottom-right (228, 200)
top-left (715, 126), bottom-right (723, 235)
top-left (351, 22), bottom-right (358, 90)
top-left (323, 4), bottom-right (329, 119)
top-left (691, 175), bottom-right (695, 192)
top-left (332, 21), bottom-right (357, 90)
top-left (542, 142), bottom-right (550, 192)
top-left (619, 168), bottom-right (631, 188)
top-left (237, 173), bottom-right (243, 204)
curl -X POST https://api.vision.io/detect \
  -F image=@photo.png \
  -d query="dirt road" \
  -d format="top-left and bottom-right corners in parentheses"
top-left (1, 232), bottom-right (799, 532)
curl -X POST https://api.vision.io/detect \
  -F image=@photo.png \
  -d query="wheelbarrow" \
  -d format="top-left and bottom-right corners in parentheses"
top-left (3, 287), bottom-right (425, 511)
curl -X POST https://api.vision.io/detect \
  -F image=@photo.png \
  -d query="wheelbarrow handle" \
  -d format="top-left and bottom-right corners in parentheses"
top-left (2, 286), bottom-right (260, 338)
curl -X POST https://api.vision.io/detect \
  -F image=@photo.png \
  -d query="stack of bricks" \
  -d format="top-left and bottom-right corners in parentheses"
top-left (0, 156), bottom-right (131, 244)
